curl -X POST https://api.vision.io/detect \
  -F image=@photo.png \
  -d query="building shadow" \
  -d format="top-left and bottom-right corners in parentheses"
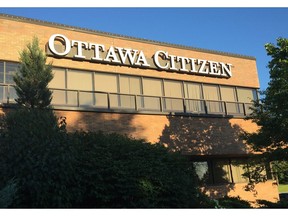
top-left (159, 114), bottom-right (250, 198)
top-left (54, 109), bottom-right (146, 140)
top-left (159, 115), bottom-right (248, 155)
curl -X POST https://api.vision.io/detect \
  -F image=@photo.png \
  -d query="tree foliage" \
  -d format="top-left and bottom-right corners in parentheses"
top-left (216, 196), bottom-right (252, 208)
top-left (0, 109), bottom-right (71, 207)
top-left (245, 38), bottom-right (288, 154)
top-left (0, 178), bottom-right (18, 208)
top-left (13, 37), bottom-right (53, 108)
top-left (256, 199), bottom-right (288, 208)
top-left (243, 37), bottom-right (288, 183)
top-left (272, 161), bottom-right (288, 184)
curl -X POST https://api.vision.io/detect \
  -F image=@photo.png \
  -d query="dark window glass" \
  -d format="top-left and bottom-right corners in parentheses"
top-left (6, 62), bottom-right (18, 84)
top-left (0, 62), bottom-right (4, 83)
top-left (193, 161), bottom-right (212, 184)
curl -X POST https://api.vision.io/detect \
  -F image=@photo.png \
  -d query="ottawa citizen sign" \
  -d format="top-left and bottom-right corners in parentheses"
top-left (47, 34), bottom-right (233, 78)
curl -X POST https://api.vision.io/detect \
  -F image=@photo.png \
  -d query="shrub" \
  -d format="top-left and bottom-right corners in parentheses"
top-left (0, 108), bottom-right (213, 208)
top-left (257, 199), bottom-right (288, 208)
top-left (0, 108), bottom-right (77, 207)
top-left (217, 196), bottom-right (252, 208)
top-left (70, 131), bottom-right (212, 208)
top-left (0, 178), bottom-right (18, 208)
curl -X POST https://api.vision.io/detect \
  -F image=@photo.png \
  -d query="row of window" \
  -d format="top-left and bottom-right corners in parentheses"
top-left (49, 67), bottom-right (258, 103)
top-left (48, 68), bottom-right (257, 114)
top-left (193, 158), bottom-right (272, 185)
top-left (0, 61), bottom-right (258, 116)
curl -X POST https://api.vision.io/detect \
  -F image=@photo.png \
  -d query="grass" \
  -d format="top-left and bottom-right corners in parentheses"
top-left (278, 184), bottom-right (288, 193)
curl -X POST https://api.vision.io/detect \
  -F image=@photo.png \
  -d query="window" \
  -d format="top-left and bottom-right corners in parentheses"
top-left (237, 88), bottom-right (258, 115)
top-left (67, 70), bottom-right (94, 106)
top-left (184, 82), bottom-right (205, 113)
top-left (220, 86), bottom-right (242, 114)
top-left (163, 80), bottom-right (183, 112)
top-left (237, 88), bottom-right (257, 103)
top-left (7, 63), bottom-right (18, 101)
top-left (50, 68), bottom-right (66, 89)
top-left (94, 73), bottom-right (118, 108)
top-left (0, 85), bottom-right (4, 103)
top-left (193, 158), bottom-right (251, 185)
top-left (0, 62), bottom-right (18, 103)
top-left (142, 78), bottom-right (163, 96)
top-left (120, 76), bottom-right (141, 95)
top-left (193, 161), bottom-right (211, 184)
top-left (0, 62), bottom-right (4, 83)
top-left (50, 68), bottom-right (66, 105)
top-left (5, 62), bottom-right (18, 84)
top-left (220, 86), bottom-right (236, 102)
top-left (0, 62), bottom-right (4, 102)
top-left (203, 84), bottom-right (223, 113)
top-left (213, 159), bottom-right (232, 184)
top-left (94, 73), bottom-right (118, 93)
top-left (230, 160), bottom-right (249, 183)
top-left (142, 78), bottom-right (163, 111)
top-left (119, 75), bottom-right (141, 109)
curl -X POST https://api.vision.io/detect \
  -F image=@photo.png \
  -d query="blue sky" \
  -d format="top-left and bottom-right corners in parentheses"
top-left (0, 7), bottom-right (288, 90)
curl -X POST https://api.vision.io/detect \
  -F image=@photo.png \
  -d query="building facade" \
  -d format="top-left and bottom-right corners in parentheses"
top-left (0, 14), bottom-right (279, 205)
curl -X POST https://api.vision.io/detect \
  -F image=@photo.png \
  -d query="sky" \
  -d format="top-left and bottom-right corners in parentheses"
top-left (0, 5), bottom-right (288, 91)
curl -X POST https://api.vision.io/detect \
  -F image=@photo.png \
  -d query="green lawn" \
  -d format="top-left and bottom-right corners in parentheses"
top-left (278, 184), bottom-right (288, 193)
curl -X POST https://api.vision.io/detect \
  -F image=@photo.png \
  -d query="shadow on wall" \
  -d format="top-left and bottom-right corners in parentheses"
top-left (159, 115), bottom-right (248, 155)
top-left (158, 115), bottom-right (251, 199)
top-left (55, 110), bottom-right (145, 139)
top-left (58, 111), bottom-right (249, 156)
top-left (200, 184), bottom-right (237, 200)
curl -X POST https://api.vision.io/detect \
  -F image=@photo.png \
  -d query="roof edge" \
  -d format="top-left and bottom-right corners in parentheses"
top-left (0, 13), bottom-right (256, 60)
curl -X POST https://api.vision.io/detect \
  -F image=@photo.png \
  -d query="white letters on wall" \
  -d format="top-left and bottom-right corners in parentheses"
top-left (47, 34), bottom-right (233, 78)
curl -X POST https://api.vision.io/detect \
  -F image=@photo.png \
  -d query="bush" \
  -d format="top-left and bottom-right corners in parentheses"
top-left (0, 178), bottom-right (18, 208)
top-left (0, 108), bottom-right (77, 207)
top-left (257, 199), bottom-right (288, 208)
top-left (69, 131), bottom-right (212, 208)
top-left (217, 196), bottom-right (252, 208)
top-left (0, 108), bottom-right (213, 208)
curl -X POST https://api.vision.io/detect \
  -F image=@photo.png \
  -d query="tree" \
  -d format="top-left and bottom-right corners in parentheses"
top-left (13, 36), bottom-right (53, 108)
top-left (243, 37), bottom-right (288, 183)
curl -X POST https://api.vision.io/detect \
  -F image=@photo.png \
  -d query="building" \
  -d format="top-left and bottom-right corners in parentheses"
top-left (0, 13), bottom-right (279, 205)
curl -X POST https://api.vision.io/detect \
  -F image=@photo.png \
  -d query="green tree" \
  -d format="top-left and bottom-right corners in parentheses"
top-left (13, 36), bottom-right (53, 108)
top-left (243, 37), bottom-right (288, 183)
top-left (272, 161), bottom-right (288, 184)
